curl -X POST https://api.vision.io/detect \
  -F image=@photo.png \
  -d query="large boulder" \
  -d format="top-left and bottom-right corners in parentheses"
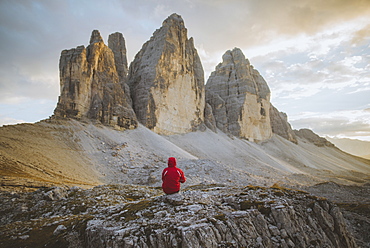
top-left (54, 30), bottom-right (137, 129)
top-left (128, 13), bottom-right (205, 135)
top-left (206, 48), bottom-right (272, 142)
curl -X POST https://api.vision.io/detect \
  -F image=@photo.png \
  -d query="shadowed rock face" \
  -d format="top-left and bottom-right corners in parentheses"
top-left (270, 104), bottom-right (298, 144)
top-left (54, 30), bottom-right (137, 130)
top-left (128, 13), bottom-right (205, 135)
top-left (206, 48), bottom-right (272, 142)
top-left (108, 32), bottom-right (128, 83)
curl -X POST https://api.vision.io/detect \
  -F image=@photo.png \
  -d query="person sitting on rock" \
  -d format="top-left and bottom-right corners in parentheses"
top-left (162, 157), bottom-right (186, 194)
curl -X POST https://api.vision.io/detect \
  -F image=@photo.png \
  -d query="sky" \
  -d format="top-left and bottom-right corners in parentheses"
top-left (0, 0), bottom-right (370, 141)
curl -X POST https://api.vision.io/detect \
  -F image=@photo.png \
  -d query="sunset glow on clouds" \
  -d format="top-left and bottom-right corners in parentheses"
top-left (0, 0), bottom-right (369, 141)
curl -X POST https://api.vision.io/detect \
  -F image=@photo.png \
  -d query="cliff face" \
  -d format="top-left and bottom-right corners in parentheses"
top-left (53, 30), bottom-right (137, 130)
top-left (108, 32), bottom-right (128, 83)
top-left (270, 104), bottom-right (298, 144)
top-left (206, 48), bottom-right (272, 142)
top-left (128, 13), bottom-right (205, 135)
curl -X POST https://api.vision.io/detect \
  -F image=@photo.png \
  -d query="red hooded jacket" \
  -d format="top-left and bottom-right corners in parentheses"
top-left (162, 157), bottom-right (186, 194)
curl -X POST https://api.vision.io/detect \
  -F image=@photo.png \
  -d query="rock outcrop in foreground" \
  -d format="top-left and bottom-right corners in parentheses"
top-left (206, 48), bottom-right (272, 142)
top-left (54, 30), bottom-right (137, 130)
top-left (0, 184), bottom-right (357, 248)
top-left (128, 13), bottom-right (205, 135)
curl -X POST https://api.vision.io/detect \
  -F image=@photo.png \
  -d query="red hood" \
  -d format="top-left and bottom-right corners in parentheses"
top-left (168, 157), bottom-right (177, 167)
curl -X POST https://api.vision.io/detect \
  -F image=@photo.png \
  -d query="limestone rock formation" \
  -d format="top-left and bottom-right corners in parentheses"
top-left (84, 186), bottom-right (357, 247)
top-left (206, 48), bottom-right (272, 141)
top-left (270, 104), bottom-right (298, 144)
top-left (128, 13), bottom-right (205, 135)
top-left (294, 129), bottom-right (335, 147)
top-left (204, 103), bottom-right (217, 132)
top-left (108, 32), bottom-right (128, 83)
top-left (54, 30), bottom-right (137, 129)
top-left (0, 185), bottom-right (357, 247)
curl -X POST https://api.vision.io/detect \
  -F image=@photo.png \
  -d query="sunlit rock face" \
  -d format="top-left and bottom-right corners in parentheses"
top-left (270, 104), bottom-right (298, 144)
top-left (206, 48), bottom-right (272, 142)
top-left (54, 30), bottom-right (137, 129)
top-left (128, 13), bottom-right (205, 135)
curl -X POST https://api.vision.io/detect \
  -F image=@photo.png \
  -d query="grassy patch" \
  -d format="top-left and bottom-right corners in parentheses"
top-left (271, 183), bottom-right (309, 196)
top-left (116, 199), bottom-right (154, 221)
top-left (337, 203), bottom-right (370, 217)
top-left (244, 185), bottom-right (266, 191)
top-left (213, 213), bottom-right (227, 222)
top-left (185, 184), bottom-right (227, 191)
top-left (239, 200), bottom-right (272, 215)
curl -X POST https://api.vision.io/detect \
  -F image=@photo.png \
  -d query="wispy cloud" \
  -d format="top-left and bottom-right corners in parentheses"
top-left (0, 116), bottom-right (25, 126)
top-left (290, 109), bottom-right (370, 141)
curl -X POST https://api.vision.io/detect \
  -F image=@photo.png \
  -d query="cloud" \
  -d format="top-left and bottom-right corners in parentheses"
top-left (350, 23), bottom-right (370, 46)
top-left (246, 0), bottom-right (370, 35)
top-left (0, 98), bottom-right (56, 125)
top-left (0, 63), bottom-right (59, 102)
top-left (248, 16), bottom-right (370, 114)
top-left (290, 109), bottom-right (370, 140)
top-left (0, 116), bottom-right (25, 127)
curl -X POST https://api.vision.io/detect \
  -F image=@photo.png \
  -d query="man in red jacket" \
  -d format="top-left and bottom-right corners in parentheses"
top-left (162, 157), bottom-right (186, 194)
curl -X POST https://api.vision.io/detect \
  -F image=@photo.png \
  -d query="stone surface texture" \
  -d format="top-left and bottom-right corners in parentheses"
top-left (0, 184), bottom-right (358, 248)
top-left (54, 30), bottom-right (137, 130)
top-left (270, 104), bottom-right (298, 144)
top-left (108, 32), bottom-right (128, 83)
top-left (128, 13), bottom-right (205, 135)
top-left (206, 48), bottom-right (272, 142)
top-left (204, 103), bottom-right (217, 132)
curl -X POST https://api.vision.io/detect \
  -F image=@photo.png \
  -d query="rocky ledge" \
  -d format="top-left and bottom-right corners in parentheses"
top-left (0, 184), bottom-right (357, 248)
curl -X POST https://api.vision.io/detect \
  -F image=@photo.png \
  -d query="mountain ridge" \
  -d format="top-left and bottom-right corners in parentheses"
top-left (327, 136), bottom-right (370, 159)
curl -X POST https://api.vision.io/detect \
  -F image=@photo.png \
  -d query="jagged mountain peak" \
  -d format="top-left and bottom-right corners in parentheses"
top-left (162, 13), bottom-right (185, 27)
top-left (53, 30), bottom-right (137, 129)
top-left (127, 12), bottom-right (204, 135)
top-left (206, 48), bottom-right (271, 141)
top-left (221, 47), bottom-right (251, 67)
top-left (108, 32), bottom-right (128, 83)
top-left (89, 29), bottom-right (104, 44)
